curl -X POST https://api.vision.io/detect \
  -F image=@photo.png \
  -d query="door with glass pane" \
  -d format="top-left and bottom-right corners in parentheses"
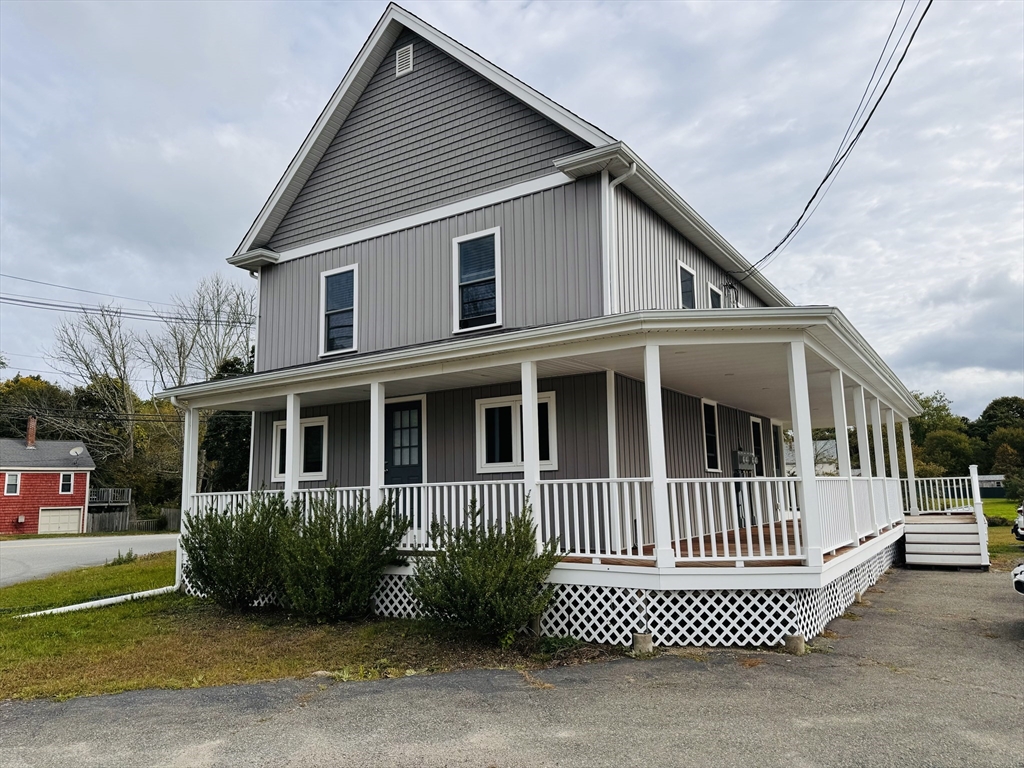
top-left (384, 401), bottom-right (423, 485)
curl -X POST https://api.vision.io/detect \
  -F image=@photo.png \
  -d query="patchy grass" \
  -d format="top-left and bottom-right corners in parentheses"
top-left (0, 555), bottom-right (619, 701)
top-left (984, 498), bottom-right (1023, 572)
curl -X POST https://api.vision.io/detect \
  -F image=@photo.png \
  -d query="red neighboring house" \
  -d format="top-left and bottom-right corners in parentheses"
top-left (0, 417), bottom-right (95, 535)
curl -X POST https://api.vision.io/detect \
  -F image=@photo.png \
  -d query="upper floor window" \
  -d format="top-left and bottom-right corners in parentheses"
top-left (475, 392), bottom-right (557, 473)
top-left (321, 265), bottom-right (357, 355)
top-left (702, 400), bottom-right (720, 472)
top-left (708, 283), bottom-right (723, 309)
top-left (60, 473), bottom-right (74, 494)
top-left (678, 262), bottom-right (696, 310)
top-left (453, 228), bottom-right (501, 332)
top-left (272, 416), bottom-right (329, 482)
top-left (4, 472), bottom-right (19, 495)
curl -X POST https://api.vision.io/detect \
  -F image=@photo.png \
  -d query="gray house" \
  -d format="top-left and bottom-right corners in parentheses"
top-left (163, 4), bottom-right (978, 646)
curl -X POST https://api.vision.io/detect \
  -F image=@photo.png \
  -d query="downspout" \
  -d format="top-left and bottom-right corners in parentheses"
top-left (606, 162), bottom-right (638, 316)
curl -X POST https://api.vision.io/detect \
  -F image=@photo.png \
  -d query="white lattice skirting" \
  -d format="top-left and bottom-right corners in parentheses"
top-left (372, 543), bottom-right (899, 648)
top-left (183, 543), bottom-right (897, 648)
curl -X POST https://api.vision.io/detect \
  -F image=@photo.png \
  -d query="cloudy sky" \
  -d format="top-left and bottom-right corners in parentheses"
top-left (1, 0), bottom-right (1021, 418)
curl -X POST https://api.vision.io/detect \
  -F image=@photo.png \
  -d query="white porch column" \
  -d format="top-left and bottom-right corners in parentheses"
top-left (787, 340), bottom-right (824, 567)
top-left (852, 385), bottom-right (878, 532)
top-left (902, 419), bottom-right (919, 512)
top-left (643, 344), bottom-right (675, 568)
top-left (868, 397), bottom-right (891, 528)
top-left (606, 370), bottom-right (618, 480)
top-left (181, 406), bottom-right (200, 507)
top-left (884, 409), bottom-right (900, 484)
top-left (284, 392), bottom-right (302, 498)
top-left (521, 361), bottom-right (542, 548)
top-left (829, 370), bottom-right (858, 544)
top-left (369, 382), bottom-right (385, 508)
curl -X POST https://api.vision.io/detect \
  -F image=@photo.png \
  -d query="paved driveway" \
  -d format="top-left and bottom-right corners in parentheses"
top-left (1, 568), bottom-right (1022, 768)
top-left (0, 534), bottom-right (179, 586)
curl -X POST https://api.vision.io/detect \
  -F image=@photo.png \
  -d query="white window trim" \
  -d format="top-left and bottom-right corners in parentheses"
top-left (452, 227), bottom-right (502, 335)
top-left (319, 264), bottom-right (358, 358)
top-left (701, 399), bottom-right (722, 473)
top-left (475, 392), bottom-right (557, 474)
top-left (272, 416), bottom-right (329, 483)
top-left (750, 418), bottom-right (765, 477)
top-left (385, 394), bottom-right (428, 483)
top-left (4, 472), bottom-right (20, 495)
top-left (59, 472), bottom-right (74, 495)
top-left (707, 282), bottom-right (724, 309)
top-left (677, 260), bottom-right (696, 310)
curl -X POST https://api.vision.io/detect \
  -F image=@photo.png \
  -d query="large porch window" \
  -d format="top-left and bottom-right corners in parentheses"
top-left (272, 416), bottom-right (328, 482)
top-left (475, 392), bottom-right (557, 473)
top-left (702, 399), bottom-right (721, 472)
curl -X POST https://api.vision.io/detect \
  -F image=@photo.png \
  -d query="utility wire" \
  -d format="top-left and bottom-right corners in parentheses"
top-left (0, 272), bottom-right (179, 307)
top-left (0, 293), bottom-right (255, 327)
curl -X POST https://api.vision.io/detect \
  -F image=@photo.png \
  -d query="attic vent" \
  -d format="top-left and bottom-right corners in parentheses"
top-left (396, 44), bottom-right (413, 77)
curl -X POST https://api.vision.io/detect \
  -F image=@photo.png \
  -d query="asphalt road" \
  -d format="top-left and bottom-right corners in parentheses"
top-left (0, 534), bottom-right (179, 586)
top-left (2, 567), bottom-right (1022, 767)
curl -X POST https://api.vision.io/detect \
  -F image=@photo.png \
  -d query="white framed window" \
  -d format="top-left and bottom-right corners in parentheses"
top-left (59, 472), bottom-right (74, 494)
top-left (453, 227), bottom-right (502, 333)
top-left (771, 421), bottom-right (785, 477)
top-left (750, 418), bottom-right (766, 478)
top-left (4, 472), bottom-right (20, 495)
top-left (708, 283), bottom-right (723, 309)
top-left (475, 392), bottom-right (557, 473)
top-left (320, 265), bottom-right (357, 356)
top-left (702, 399), bottom-right (721, 472)
top-left (678, 261), bottom-right (696, 310)
top-left (272, 416), bottom-right (329, 482)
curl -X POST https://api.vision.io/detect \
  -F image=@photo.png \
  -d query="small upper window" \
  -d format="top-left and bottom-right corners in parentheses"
top-left (4, 472), bottom-right (20, 495)
top-left (396, 44), bottom-right (413, 77)
top-left (453, 229), bottom-right (501, 332)
top-left (322, 266), bottom-right (357, 355)
top-left (678, 262), bottom-right (696, 310)
top-left (476, 393), bottom-right (557, 473)
top-left (708, 284), bottom-right (723, 309)
top-left (273, 417), bottom-right (329, 482)
top-left (702, 400), bottom-right (720, 472)
top-left (60, 473), bottom-right (74, 494)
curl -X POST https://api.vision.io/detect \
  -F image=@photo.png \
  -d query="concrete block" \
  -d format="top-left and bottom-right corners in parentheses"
top-left (632, 633), bottom-right (654, 655)
top-left (784, 634), bottom-right (806, 655)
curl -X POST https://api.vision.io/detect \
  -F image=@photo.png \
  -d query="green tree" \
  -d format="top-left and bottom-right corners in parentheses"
top-left (0, 375), bottom-right (74, 440)
top-left (982, 427), bottom-right (1024, 473)
top-left (969, 396), bottom-right (1024, 441)
top-left (908, 391), bottom-right (966, 447)
top-left (201, 356), bottom-right (253, 493)
top-left (920, 430), bottom-right (978, 476)
top-left (991, 443), bottom-right (1022, 475)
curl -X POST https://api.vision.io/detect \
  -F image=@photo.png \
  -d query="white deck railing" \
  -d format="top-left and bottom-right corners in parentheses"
top-left (904, 476), bottom-right (974, 513)
top-left (667, 478), bottom-right (804, 562)
top-left (189, 491), bottom-right (267, 516)
top-left (536, 478), bottom-right (653, 560)
top-left (816, 477), bottom-right (857, 553)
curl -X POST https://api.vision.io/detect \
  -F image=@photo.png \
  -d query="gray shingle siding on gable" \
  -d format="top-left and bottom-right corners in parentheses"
top-left (266, 29), bottom-right (590, 252)
top-left (615, 187), bottom-right (766, 311)
top-left (256, 176), bottom-right (602, 372)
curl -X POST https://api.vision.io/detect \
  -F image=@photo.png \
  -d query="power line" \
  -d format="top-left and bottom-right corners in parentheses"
top-left (0, 293), bottom-right (255, 327)
top-left (733, 0), bottom-right (934, 283)
top-left (0, 272), bottom-right (179, 307)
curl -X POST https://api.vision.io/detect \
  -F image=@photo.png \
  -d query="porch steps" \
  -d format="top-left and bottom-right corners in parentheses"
top-left (903, 514), bottom-right (987, 567)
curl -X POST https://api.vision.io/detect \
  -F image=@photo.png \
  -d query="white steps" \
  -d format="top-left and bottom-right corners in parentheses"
top-left (903, 514), bottom-right (987, 567)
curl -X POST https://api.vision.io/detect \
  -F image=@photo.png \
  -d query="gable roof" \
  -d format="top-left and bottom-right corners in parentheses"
top-left (0, 439), bottom-right (96, 471)
top-left (233, 3), bottom-right (614, 258)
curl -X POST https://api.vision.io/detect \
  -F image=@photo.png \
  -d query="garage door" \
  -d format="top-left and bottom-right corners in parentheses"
top-left (38, 508), bottom-right (82, 534)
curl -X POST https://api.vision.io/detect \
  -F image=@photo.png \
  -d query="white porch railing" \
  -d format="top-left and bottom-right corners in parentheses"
top-left (536, 478), bottom-right (653, 560)
top-left (293, 487), bottom-right (371, 517)
top-left (816, 477), bottom-right (857, 553)
top-left (189, 491), bottom-right (266, 516)
top-left (904, 476), bottom-right (974, 513)
top-left (384, 480), bottom-right (525, 550)
top-left (667, 478), bottom-right (804, 562)
top-left (850, 478), bottom-right (874, 538)
top-left (884, 478), bottom-right (903, 525)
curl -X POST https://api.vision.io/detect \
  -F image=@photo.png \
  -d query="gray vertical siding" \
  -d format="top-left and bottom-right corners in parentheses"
top-left (614, 374), bottom-right (778, 479)
top-left (615, 187), bottom-right (766, 311)
top-left (257, 176), bottom-right (603, 371)
top-left (266, 29), bottom-right (590, 252)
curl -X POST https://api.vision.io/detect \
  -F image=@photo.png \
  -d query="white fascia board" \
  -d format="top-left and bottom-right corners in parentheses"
top-left (258, 173), bottom-right (572, 267)
top-left (228, 248), bottom-right (280, 270)
top-left (232, 3), bottom-right (612, 259)
top-left (555, 143), bottom-right (793, 309)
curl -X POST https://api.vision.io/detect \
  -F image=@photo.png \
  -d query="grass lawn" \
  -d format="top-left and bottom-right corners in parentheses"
top-left (983, 497), bottom-right (1023, 571)
top-left (0, 552), bottom-right (616, 701)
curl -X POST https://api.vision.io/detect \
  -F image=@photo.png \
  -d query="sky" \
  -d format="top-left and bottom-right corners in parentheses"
top-left (0, 0), bottom-right (1021, 419)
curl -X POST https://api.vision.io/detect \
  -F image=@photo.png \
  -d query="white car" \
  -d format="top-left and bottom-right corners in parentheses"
top-left (1013, 504), bottom-right (1024, 542)
top-left (1014, 563), bottom-right (1024, 596)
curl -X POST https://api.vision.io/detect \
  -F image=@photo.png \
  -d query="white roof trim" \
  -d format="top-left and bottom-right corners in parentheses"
top-left (232, 3), bottom-right (613, 259)
top-left (555, 142), bottom-right (793, 309)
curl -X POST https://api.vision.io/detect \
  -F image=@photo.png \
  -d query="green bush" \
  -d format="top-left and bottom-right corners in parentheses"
top-left (410, 503), bottom-right (560, 649)
top-left (1004, 469), bottom-right (1024, 503)
top-left (105, 549), bottom-right (137, 567)
top-left (180, 492), bottom-right (290, 611)
top-left (155, 514), bottom-right (169, 531)
top-left (279, 498), bottom-right (409, 622)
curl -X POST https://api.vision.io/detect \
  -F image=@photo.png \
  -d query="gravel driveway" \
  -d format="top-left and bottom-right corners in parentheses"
top-left (1, 567), bottom-right (1021, 768)
top-left (0, 534), bottom-right (179, 586)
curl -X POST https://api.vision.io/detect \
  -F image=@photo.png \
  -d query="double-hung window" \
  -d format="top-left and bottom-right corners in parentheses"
top-left (59, 473), bottom-right (74, 494)
top-left (453, 228), bottom-right (501, 332)
top-left (4, 472), bottom-right (19, 495)
top-left (272, 417), bottom-right (329, 482)
top-left (476, 392), bottom-right (557, 473)
top-left (708, 283), bottom-right (723, 309)
top-left (702, 399), bottom-right (721, 472)
top-left (678, 262), bottom-right (696, 309)
top-left (321, 265), bottom-right (357, 355)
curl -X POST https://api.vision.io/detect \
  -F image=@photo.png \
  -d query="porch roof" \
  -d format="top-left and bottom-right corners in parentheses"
top-left (159, 308), bottom-right (920, 424)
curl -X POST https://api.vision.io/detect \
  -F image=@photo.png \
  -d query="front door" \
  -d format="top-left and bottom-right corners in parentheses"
top-left (384, 400), bottom-right (423, 485)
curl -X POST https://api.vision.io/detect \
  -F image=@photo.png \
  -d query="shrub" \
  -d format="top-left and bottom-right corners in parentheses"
top-left (105, 549), bottom-right (137, 567)
top-left (1004, 469), bottom-right (1024, 503)
top-left (180, 492), bottom-right (290, 611)
top-left (279, 498), bottom-right (410, 622)
top-left (410, 503), bottom-right (560, 649)
top-left (155, 514), bottom-right (169, 531)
